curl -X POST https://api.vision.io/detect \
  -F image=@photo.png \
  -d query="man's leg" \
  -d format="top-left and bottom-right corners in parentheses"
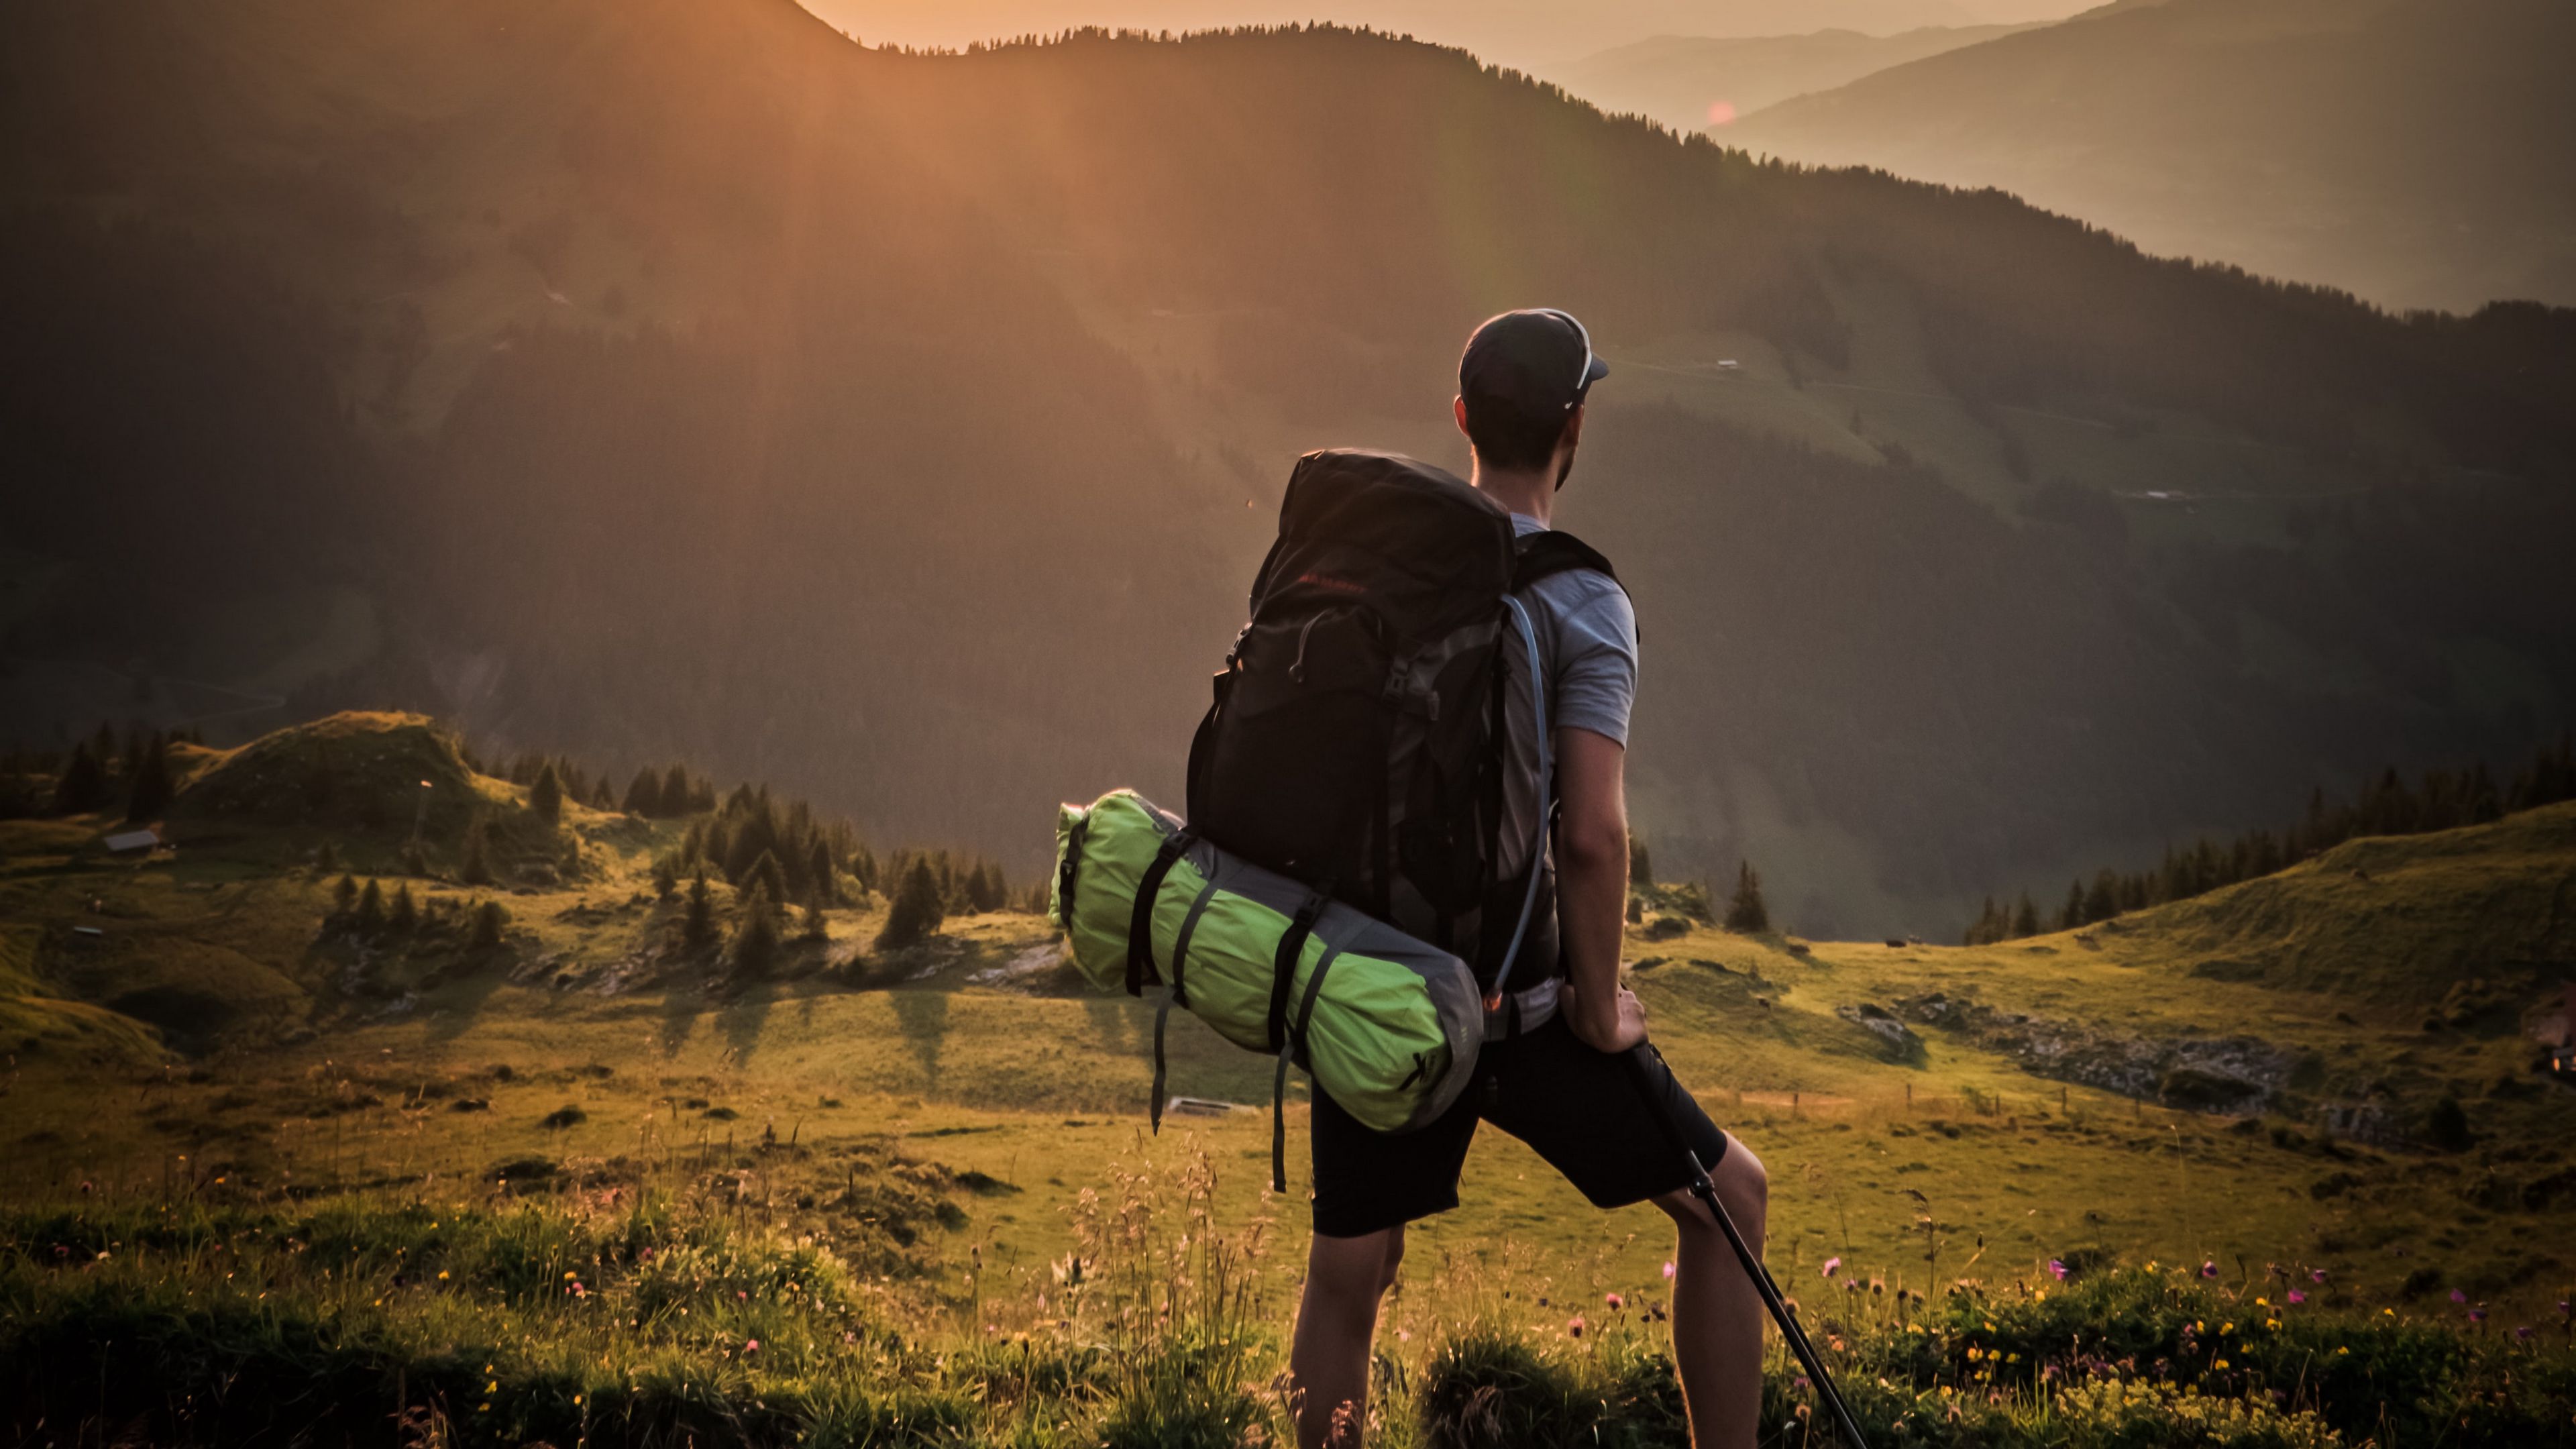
top-left (1290, 1224), bottom-right (1406, 1448)
top-left (1654, 1134), bottom-right (1767, 1449)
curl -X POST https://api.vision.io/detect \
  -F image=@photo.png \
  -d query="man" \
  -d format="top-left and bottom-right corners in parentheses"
top-left (1287, 310), bottom-right (1769, 1449)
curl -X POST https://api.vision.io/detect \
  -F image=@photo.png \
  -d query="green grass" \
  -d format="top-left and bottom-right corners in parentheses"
top-left (4, 713), bottom-right (2574, 1442)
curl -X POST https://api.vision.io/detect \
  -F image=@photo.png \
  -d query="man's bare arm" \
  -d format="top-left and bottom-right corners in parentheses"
top-left (1554, 725), bottom-right (1645, 1053)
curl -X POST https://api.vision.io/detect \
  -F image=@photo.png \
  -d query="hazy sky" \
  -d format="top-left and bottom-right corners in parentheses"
top-left (798, 0), bottom-right (2101, 69)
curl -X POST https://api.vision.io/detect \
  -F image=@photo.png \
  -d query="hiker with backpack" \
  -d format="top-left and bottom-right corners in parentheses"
top-left (1051, 309), bottom-right (1782, 1448)
top-left (1260, 311), bottom-right (1766, 1449)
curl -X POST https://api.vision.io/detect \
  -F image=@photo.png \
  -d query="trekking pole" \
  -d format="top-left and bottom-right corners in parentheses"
top-left (1621, 1049), bottom-right (1872, 1449)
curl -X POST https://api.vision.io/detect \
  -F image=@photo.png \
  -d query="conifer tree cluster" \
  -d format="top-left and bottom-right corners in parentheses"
top-left (621, 763), bottom-right (718, 819)
top-left (1722, 859), bottom-right (1770, 934)
top-left (11, 721), bottom-right (205, 820)
top-left (876, 857), bottom-right (948, 950)
top-left (321, 876), bottom-right (483, 949)
top-left (1972, 734), bottom-right (2576, 943)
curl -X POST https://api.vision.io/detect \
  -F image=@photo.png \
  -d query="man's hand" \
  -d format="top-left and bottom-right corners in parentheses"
top-left (1562, 973), bottom-right (1648, 1053)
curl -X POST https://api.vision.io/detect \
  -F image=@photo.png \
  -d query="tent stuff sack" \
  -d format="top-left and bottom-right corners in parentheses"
top-left (1053, 789), bottom-right (1484, 1187)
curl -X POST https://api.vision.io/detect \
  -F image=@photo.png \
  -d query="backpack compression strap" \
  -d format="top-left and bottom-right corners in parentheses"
top-left (1124, 830), bottom-right (1194, 997)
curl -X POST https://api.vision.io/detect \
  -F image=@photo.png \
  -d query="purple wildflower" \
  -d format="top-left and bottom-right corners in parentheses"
top-left (2451, 1289), bottom-right (2469, 1305)
top-left (2048, 1259), bottom-right (2069, 1281)
top-left (1821, 1256), bottom-right (1841, 1280)
top-left (2200, 1261), bottom-right (2219, 1279)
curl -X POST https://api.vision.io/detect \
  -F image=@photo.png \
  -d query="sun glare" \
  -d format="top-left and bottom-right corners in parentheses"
top-left (1707, 99), bottom-right (1738, 127)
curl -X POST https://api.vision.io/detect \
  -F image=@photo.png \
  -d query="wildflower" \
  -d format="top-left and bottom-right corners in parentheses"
top-left (2310, 1269), bottom-right (2327, 1283)
top-left (2469, 1309), bottom-right (2487, 1324)
top-left (2451, 1289), bottom-right (2468, 1304)
top-left (2214, 1358), bottom-right (2230, 1371)
top-left (2516, 1326), bottom-right (2534, 1341)
top-left (1821, 1256), bottom-right (1841, 1279)
top-left (1605, 1292), bottom-right (1624, 1309)
top-left (2047, 1259), bottom-right (2068, 1281)
top-left (2335, 1346), bottom-right (2349, 1356)
top-left (2255, 1297), bottom-right (2269, 1307)
top-left (2286, 1290), bottom-right (2306, 1305)
top-left (2200, 1261), bottom-right (2218, 1279)
top-left (1397, 1328), bottom-right (1411, 1342)
top-left (744, 1338), bottom-right (761, 1352)
top-left (438, 1271), bottom-right (449, 1281)
top-left (2383, 1309), bottom-right (2396, 1317)
top-left (1662, 1260), bottom-right (1676, 1281)
top-left (1567, 1316), bottom-right (1586, 1338)
top-left (564, 1271), bottom-right (577, 1280)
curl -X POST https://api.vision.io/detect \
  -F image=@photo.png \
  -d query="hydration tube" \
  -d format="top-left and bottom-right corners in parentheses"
top-left (1486, 596), bottom-right (1550, 1003)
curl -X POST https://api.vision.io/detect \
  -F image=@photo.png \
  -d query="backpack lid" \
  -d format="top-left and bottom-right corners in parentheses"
top-left (1253, 450), bottom-right (1515, 640)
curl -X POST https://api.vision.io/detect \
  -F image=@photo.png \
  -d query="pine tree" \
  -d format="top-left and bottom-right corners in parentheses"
top-left (48, 743), bottom-right (107, 816)
top-left (398, 839), bottom-right (429, 877)
top-left (315, 840), bottom-right (341, 875)
top-left (1628, 837), bottom-right (1654, 888)
top-left (356, 878), bottom-right (387, 934)
top-left (661, 764), bottom-right (693, 816)
top-left (684, 871), bottom-right (716, 949)
top-left (652, 855), bottom-right (679, 901)
top-left (730, 880), bottom-right (781, 977)
top-left (745, 849), bottom-right (788, 909)
top-left (389, 883), bottom-right (419, 933)
top-left (472, 898), bottom-right (508, 951)
top-left (877, 857), bottom-right (947, 949)
top-left (2010, 892), bottom-right (2040, 939)
top-left (529, 762), bottom-right (564, 824)
top-left (123, 737), bottom-right (174, 823)
top-left (588, 776), bottom-right (615, 810)
top-left (800, 895), bottom-right (830, 943)
top-left (1722, 860), bottom-right (1769, 934)
top-left (334, 873), bottom-right (360, 914)
top-left (624, 768), bottom-right (664, 817)
top-left (2057, 880), bottom-right (2085, 932)
top-left (809, 838), bottom-right (839, 906)
top-left (460, 818), bottom-right (494, 886)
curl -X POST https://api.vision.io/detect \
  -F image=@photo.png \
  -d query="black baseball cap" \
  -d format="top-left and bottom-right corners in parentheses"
top-left (1459, 309), bottom-right (1609, 417)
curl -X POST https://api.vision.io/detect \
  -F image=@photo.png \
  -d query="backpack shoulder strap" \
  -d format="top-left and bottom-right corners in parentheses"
top-left (1511, 529), bottom-right (1621, 592)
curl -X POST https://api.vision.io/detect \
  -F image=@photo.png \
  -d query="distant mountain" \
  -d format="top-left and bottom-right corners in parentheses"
top-left (1549, 25), bottom-right (2030, 133)
top-left (1725, 0), bottom-right (2576, 311)
top-left (4, 0), bottom-right (2572, 937)
top-left (799, 0), bottom-right (2051, 68)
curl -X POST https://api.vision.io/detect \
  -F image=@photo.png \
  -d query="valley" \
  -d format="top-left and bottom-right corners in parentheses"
top-left (3, 712), bottom-right (2572, 1443)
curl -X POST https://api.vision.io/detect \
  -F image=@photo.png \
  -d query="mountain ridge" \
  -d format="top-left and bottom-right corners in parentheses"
top-left (1725, 0), bottom-right (2576, 312)
top-left (4, 0), bottom-right (2572, 937)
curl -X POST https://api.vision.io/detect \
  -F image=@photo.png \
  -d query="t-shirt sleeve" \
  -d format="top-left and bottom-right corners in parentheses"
top-left (1551, 576), bottom-right (1639, 747)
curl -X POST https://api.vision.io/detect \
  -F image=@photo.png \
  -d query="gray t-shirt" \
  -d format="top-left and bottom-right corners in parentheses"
top-left (1511, 513), bottom-right (1638, 747)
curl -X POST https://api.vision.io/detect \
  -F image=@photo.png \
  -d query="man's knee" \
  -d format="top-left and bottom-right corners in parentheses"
top-left (1712, 1138), bottom-right (1766, 1234)
top-left (1655, 1136), bottom-right (1766, 1238)
top-left (1307, 1225), bottom-right (1405, 1311)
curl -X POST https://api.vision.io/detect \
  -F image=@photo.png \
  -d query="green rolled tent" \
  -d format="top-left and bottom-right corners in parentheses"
top-left (1053, 790), bottom-right (1483, 1181)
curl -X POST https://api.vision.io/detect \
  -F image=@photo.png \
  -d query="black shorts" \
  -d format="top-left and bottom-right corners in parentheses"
top-left (1310, 1012), bottom-right (1731, 1239)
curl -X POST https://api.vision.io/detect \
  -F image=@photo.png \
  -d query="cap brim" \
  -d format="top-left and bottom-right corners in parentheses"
top-left (1583, 355), bottom-right (1610, 385)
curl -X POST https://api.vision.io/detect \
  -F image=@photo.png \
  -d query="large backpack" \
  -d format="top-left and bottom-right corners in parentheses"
top-left (1187, 448), bottom-right (1617, 1020)
top-left (1072, 449), bottom-right (1620, 1186)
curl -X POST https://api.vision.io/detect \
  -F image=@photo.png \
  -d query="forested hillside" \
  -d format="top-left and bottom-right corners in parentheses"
top-left (1549, 24), bottom-right (2029, 133)
top-left (1726, 0), bottom-right (2576, 312)
top-left (3, 0), bottom-right (2573, 936)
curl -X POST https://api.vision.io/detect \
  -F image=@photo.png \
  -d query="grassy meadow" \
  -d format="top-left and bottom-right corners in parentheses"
top-left (3, 714), bottom-right (2573, 1445)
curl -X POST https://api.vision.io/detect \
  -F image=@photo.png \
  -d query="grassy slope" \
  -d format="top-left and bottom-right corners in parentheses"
top-left (5, 715), bottom-right (2571, 1339)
